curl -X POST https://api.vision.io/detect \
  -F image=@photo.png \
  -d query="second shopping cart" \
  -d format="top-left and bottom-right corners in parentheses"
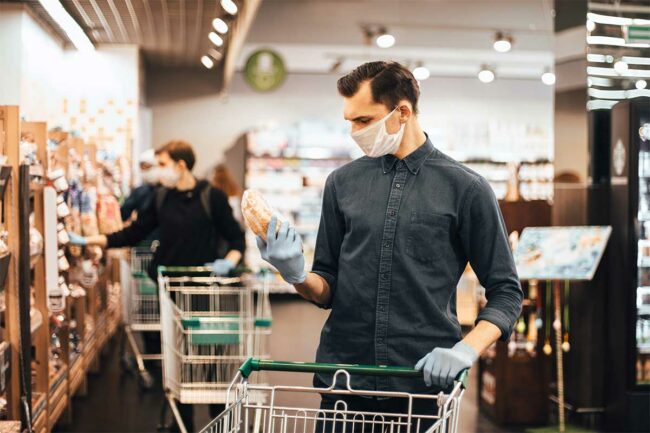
top-left (158, 266), bottom-right (272, 433)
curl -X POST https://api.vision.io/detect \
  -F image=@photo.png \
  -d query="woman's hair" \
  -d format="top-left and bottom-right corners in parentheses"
top-left (211, 164), bottom-right (242, 197)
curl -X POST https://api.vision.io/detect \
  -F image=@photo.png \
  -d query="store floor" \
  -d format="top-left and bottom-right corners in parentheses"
top-left (54, 297), bottom-right (523, 433)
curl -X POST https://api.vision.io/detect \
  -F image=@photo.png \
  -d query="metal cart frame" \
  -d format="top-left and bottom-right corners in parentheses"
top-left (158, 267), bottom-right (272, 432)
top-left (121, 245), bottom-right (162, 389)
top-left (200, 359), bottom-right (468, 433)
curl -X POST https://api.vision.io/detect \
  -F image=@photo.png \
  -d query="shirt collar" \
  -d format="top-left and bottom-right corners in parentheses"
top-left (381, 134), bottom-right (435, 175)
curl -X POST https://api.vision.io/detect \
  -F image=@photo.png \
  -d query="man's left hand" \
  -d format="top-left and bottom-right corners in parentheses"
top-left (415, 341), bottom-right (477, 389)
top-left (207, 258), bottom-right (235, 276)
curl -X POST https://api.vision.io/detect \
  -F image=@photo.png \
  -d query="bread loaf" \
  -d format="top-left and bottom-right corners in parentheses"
top-left (241, 189), bottom-right (281, 240)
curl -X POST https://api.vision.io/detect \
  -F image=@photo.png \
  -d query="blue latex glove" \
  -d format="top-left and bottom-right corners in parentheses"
top-left (207, 259), bottom-right (235, 276)
top-left (255, 216), bottom-right (306, 284)
top-left (415, 341), bottom-right (477, 389)
top-left (68, 232), bottom-right (87, 246)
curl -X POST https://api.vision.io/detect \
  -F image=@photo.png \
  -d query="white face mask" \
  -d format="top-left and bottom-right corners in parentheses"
top-left (158, 165), bottom-right (182, 188)
top-left (141, 167), bottom-right (160, 185)
top-left (351, 107), bottom-right (406, 158)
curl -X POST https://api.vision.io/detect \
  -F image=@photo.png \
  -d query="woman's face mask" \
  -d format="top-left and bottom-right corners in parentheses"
top-left (351, 107), bottom-right (406, 158)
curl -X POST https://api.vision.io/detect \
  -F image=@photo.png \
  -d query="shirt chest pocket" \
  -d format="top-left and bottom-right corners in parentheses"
top-left (405, 211), bottom-right (453, 263)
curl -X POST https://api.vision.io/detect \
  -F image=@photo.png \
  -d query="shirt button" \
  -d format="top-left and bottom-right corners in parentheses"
top-left (388, 210), bottom-right (396, 216)
top-left (395, 183), bottom-right (401, 188)
top-left (381, 272), bottom-right (389, 280)
top-left (383, 242), bottom-right (390, 248)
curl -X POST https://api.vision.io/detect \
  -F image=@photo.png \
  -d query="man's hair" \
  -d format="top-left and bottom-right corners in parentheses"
top-left (157, 140), bottom-right (196, 170)
top-left (337, 61), bottom-right (420, 114)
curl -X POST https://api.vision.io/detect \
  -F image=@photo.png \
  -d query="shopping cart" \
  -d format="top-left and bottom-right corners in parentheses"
top-left (121, 245), bottom-right (161, 389)
top-left (158, 267), bottom-right (272, 433)
top-left (200, 358), bottom-right (468, 433)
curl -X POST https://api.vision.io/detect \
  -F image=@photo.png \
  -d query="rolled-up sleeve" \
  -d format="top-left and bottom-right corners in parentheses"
top-left (311, 172), bottom-right (345, 309)
top-left (459, 177), bottom-right (523, 341)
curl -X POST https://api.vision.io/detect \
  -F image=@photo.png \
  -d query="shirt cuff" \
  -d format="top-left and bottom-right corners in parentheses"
top-left (475, 308), bottom-right (515, 341)
top-left (310, 270), bottom-right (336, 309)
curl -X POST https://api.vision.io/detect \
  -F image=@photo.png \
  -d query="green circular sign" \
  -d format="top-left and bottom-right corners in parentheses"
top-left (244, 49), bottom-right (286, 92)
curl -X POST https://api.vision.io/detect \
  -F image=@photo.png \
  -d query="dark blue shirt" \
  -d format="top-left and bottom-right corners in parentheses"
top-left (311, 136), bottom-right (523, 393)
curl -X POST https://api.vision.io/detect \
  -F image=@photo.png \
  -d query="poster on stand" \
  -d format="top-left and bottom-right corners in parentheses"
top-left (514, 226), bottom-right (612, 281)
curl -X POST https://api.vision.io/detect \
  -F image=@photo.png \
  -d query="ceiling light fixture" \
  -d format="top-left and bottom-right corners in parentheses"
top-left (209, 31), bottom-right (224, 47)
top-left (541, 69), bottom-right (556, 86)
top-left (586, 20), bottom-right (596, 32)
top-left (376, 28), bottom-right (395, 48)
top-left (212, 18), bottom-right (229, 34)
top-left (478, 65), bottom-right (495, 83)
top-left (493, 32), bottom-right (513, 53)
top-left (412, 63), bottom-right (430, 80)
top-left (614, 60), bottom-right (629, 74)
top-left (37, 0), bottom-right (94, 51)
top-left (201, 55), bottom-right (214, 69)
top-left (221, 0), bottom-right (238, 15)
top-left (637, 80), bottom-right (648, 90)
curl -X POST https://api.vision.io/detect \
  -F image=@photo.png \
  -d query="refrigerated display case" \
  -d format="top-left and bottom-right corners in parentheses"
top-left (606, 96), bottom-right (650, 432)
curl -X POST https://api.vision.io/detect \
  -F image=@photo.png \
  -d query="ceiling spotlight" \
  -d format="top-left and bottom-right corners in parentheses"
top-left (209, 31), bottom-right (223, 47)
top-left (493, 32), bottom-right (513, 53)
top-left (637, 80), bottom-right (648, 90)
top-left (376, 28), bottom-right (395, 48)
top-left (605, 55), bottom-right (614, 63)
top-left (201, 55), bottom-right (214, 69)
top-left (478, 65), bottom-right (495, 83)
top-left (212, 18), bottom-right (228, 34)
top-left (586, 20), bottom-right (596, 32)
top-left (221, 0), bottom-right (238, 15)
top-left (412, 63), bottom-right (430, 80)
top-left (614, 60), bottom-right (628, 74)
top-left (541, 70), bottom-right (556, 86)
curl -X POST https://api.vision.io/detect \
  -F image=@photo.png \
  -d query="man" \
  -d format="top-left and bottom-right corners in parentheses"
top-left (256, 61), bottom-right (523, 420)
top-left (69, 140), bottom-right (244, 431)
top-left (120, 149), bottom-right (160, 243)
top-left (70, 140), bottom-right (244, 277)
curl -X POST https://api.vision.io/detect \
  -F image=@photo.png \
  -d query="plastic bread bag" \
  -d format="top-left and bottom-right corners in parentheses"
top-left (241, 189), bottom-right (285, 241)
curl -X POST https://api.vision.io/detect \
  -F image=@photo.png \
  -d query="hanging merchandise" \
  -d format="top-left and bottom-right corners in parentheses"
top-left (97, 193), bottom-right (123, 235)
top-left (562, 280), bottom-right (571, 352)
top-left (543, 280), bottom-right (552, 356)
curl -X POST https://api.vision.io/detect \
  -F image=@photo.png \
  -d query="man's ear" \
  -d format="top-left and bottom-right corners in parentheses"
top-left (398, 102), bottom-right (413, 122)
top-left (178, 160), bottom-right (188, 171)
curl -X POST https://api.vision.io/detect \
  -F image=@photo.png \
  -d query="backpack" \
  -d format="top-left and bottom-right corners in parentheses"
top-left (154, 183), bottom-right (213, 222)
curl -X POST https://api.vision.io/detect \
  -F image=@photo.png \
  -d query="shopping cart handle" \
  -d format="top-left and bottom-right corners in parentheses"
top-left (239, 358), bottom-right (469, 389)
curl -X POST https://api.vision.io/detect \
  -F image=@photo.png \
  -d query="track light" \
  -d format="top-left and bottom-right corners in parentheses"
top-left (412, 63), bottom-right (430, 80)
top-left (637, 80), bottom-right (648, 90)
top-left (201, 55), bottom-right (214, 69)
top-left (586, 20), bottom-right (596, 32)
top-left (376, 28), bottom-right (395, 48)
top-left (212, 18), bottom-right (228, 34)
top-left (209, 32), bottom-right (224, 47)
top-left (221, 0), bottom-right (238, 15)
top-left (614, 60), bottom-right (629, 74)
top-left (478, 65), bottom-right (495, 83)
top-left (493, 32), bottom-right (513, 53)
top-left (541, 70), bottom-right (556, 86)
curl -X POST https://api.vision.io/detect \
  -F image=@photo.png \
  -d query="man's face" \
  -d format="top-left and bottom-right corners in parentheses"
top-left (156, 151), bottom-right (185, 188)
top-left (343, 81), bottom-right (402, 134)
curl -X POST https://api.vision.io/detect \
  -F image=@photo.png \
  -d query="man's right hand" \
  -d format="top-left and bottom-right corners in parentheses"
top-left (255, 216), bottom-right (306, 284)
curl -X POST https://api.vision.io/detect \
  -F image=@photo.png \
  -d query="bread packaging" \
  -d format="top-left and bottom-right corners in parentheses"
top-left (241, 189), bottom-right (283, 240)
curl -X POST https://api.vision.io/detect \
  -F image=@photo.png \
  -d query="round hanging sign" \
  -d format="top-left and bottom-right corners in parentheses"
top-left (244, 49), bottom-right (286, 92)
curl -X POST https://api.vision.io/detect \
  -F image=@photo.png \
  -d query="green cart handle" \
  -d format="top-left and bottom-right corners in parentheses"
top-left (239, 358), bottom-right (469, 389)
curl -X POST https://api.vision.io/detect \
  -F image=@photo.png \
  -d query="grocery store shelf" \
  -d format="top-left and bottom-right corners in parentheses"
top-left (638, 344), bottom-right (650, 354)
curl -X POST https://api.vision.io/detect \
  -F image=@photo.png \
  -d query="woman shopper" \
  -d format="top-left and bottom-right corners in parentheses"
top-left (69, 140), bottom-right (245, 432)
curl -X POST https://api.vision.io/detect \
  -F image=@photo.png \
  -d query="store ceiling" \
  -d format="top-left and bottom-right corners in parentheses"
top-left (10, 0), bottom-right (250, 67)
top-left (239, 0), bottom-right (556, 80)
